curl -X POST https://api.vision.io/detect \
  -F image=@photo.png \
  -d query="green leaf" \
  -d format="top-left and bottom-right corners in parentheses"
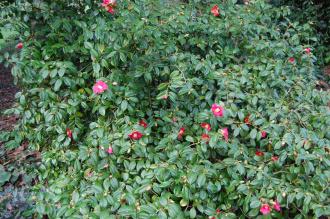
top-left (117, 206), bottom-right (136, 216)
top-left (121, 100), bottom-right (128, 111)
top-left (57, 134), bottom-right (65, 142)
top-left (54, 79), bottom-right (62, 91)
top-left (189, 207), bottom-right (197, 218)
top-left (58, 68), bottom-right (65, 77)
top-left (187, 172), bottom-right (198, 184)
top-left (0, 165), bottom-right (11, 186)
top-left (234, 127), bottom-right (240, 137)
top-left (252, 96), bottom-right (258, 105)
top-left (84, 42), bottom-right (93, 49)
top-left (41, 69), bottom-right (49, 79)
top-left (136, 184), bottom-right (152, 194)
top-left (72, 191), bottom-right (79, 204)
top-left (119, 52), bottom-right (127, 62)
top-left (167, 203), bottom-right (183, 218)
top-left (197, 174), bottom-right (206, 188)
top-left (99, 107), bottom-right (106, 116)
top-left (250, 129), bottom-right (257, 139)
top-left (254, 119), bottom-right (264, 125)
top-left (185, 136), bottom-right (194, 142)
top-left (50, 69), bottom-right (57, 78)
top-left (19, 95), bottom-right (26, 105)
top-left (93, 63), bottom-right (101, 75)
top-left (209, 135), bottom-right (218, 148)
top-left (249, 199), bottom-right (261, 208)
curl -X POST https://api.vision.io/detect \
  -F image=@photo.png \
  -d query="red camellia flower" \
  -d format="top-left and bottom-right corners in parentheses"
top-left (66, 128), bottom-right (73, 139)
top-left (255, 151), bottom-right (264, 156)
top-left (271, 156), bottom-right (279, 161)
top-left (107, 7), bottom-right (115, 14)
top-left (216, 208), bottom-right (221, 214)
top-left (288, 57), bottom-right (295, 64)
top-left (16, 42), bottom-right (23, 49)
top-left (128, 131), bottom-right (143, 140)
top-left (261, 131), bottom-right (267, 138)
top-left (139, 120), bottom-right (148, 128)
top-left (178, 127), bottom-right (185, 135)
top-left (201, 122), bottom-right (211, 131)
top-left (211, 103), bottom-right (224, 117)
top-left (178, 127), bottom-right (185, 140)
top-left (211, 5), bottom-right (220, 17)
top-left (260, 204), bottom-right (271, 215)
top-left (305, 48), bottom-right (311, 54)
top-left (201, 133), bottom-right (210, 142)
top-left (244, 115), bottom-right (251, 125)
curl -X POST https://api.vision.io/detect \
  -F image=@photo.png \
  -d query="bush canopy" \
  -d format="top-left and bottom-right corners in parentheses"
top-left (1, 0), bottom-right (330, 218)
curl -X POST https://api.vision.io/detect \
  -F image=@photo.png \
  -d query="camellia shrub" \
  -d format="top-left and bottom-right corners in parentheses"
top-left (2, 0), bottom-right (330, 218)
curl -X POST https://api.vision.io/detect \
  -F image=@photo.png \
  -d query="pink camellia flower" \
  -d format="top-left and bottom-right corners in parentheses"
top-left (201, 133), bottom-right (210, 142)
top-left (305, 48), bottom-right (311, 54)
top-left (255, 151), bottom-right (264, 156)
top-left (107, 147), bottom-right (113, 154)
top-left (221, 128), bottom-right (229, 142)
top-left (16, 42), bottom-right (23, 49)
top-left (211, 104), bottom-right (224, 117)
top-left (211, 5), bottom-right (220, 17)
top-left (139, 120), bottom-right (148, 128)
top-left (178, 127), bottom-right (185, 140)
top-left (261, 131), bottom-right (267, 138)
top-left (102, 0), bottom-right (116, 6)
top-left (128, 131), bottom-right (143, 140)
top-left (66, 128), bottom-right (73, 139)
top-left (102, 0), bottom-right (110, 6)
top-left (93, 80), bottom-right (108, 94)
top-left (162, 95), bottom-right (168, 100)
top-left (288, 57), bottom-right (295, 64)
top-left (260, 204), bottom-right (271, 215)
top-left (273, 200), bottom-right (281, 212)
top-left (201, 122), bottom-right (211, 131)
top-left (271, 156), bottom-right (279, 161)
top-left (101, 0), bottom-right (116, 14)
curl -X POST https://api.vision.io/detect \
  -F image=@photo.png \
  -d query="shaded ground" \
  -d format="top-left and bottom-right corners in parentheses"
top-left (0, 65), bottom-right (36, 218)
top-left (0, 64), bottom-right (19, 131)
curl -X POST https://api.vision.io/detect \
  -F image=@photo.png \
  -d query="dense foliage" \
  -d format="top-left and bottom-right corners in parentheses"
top-left (272, 0), bottom-right (330, 65)
top-left (1, 0), bottom-right (330, 218)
